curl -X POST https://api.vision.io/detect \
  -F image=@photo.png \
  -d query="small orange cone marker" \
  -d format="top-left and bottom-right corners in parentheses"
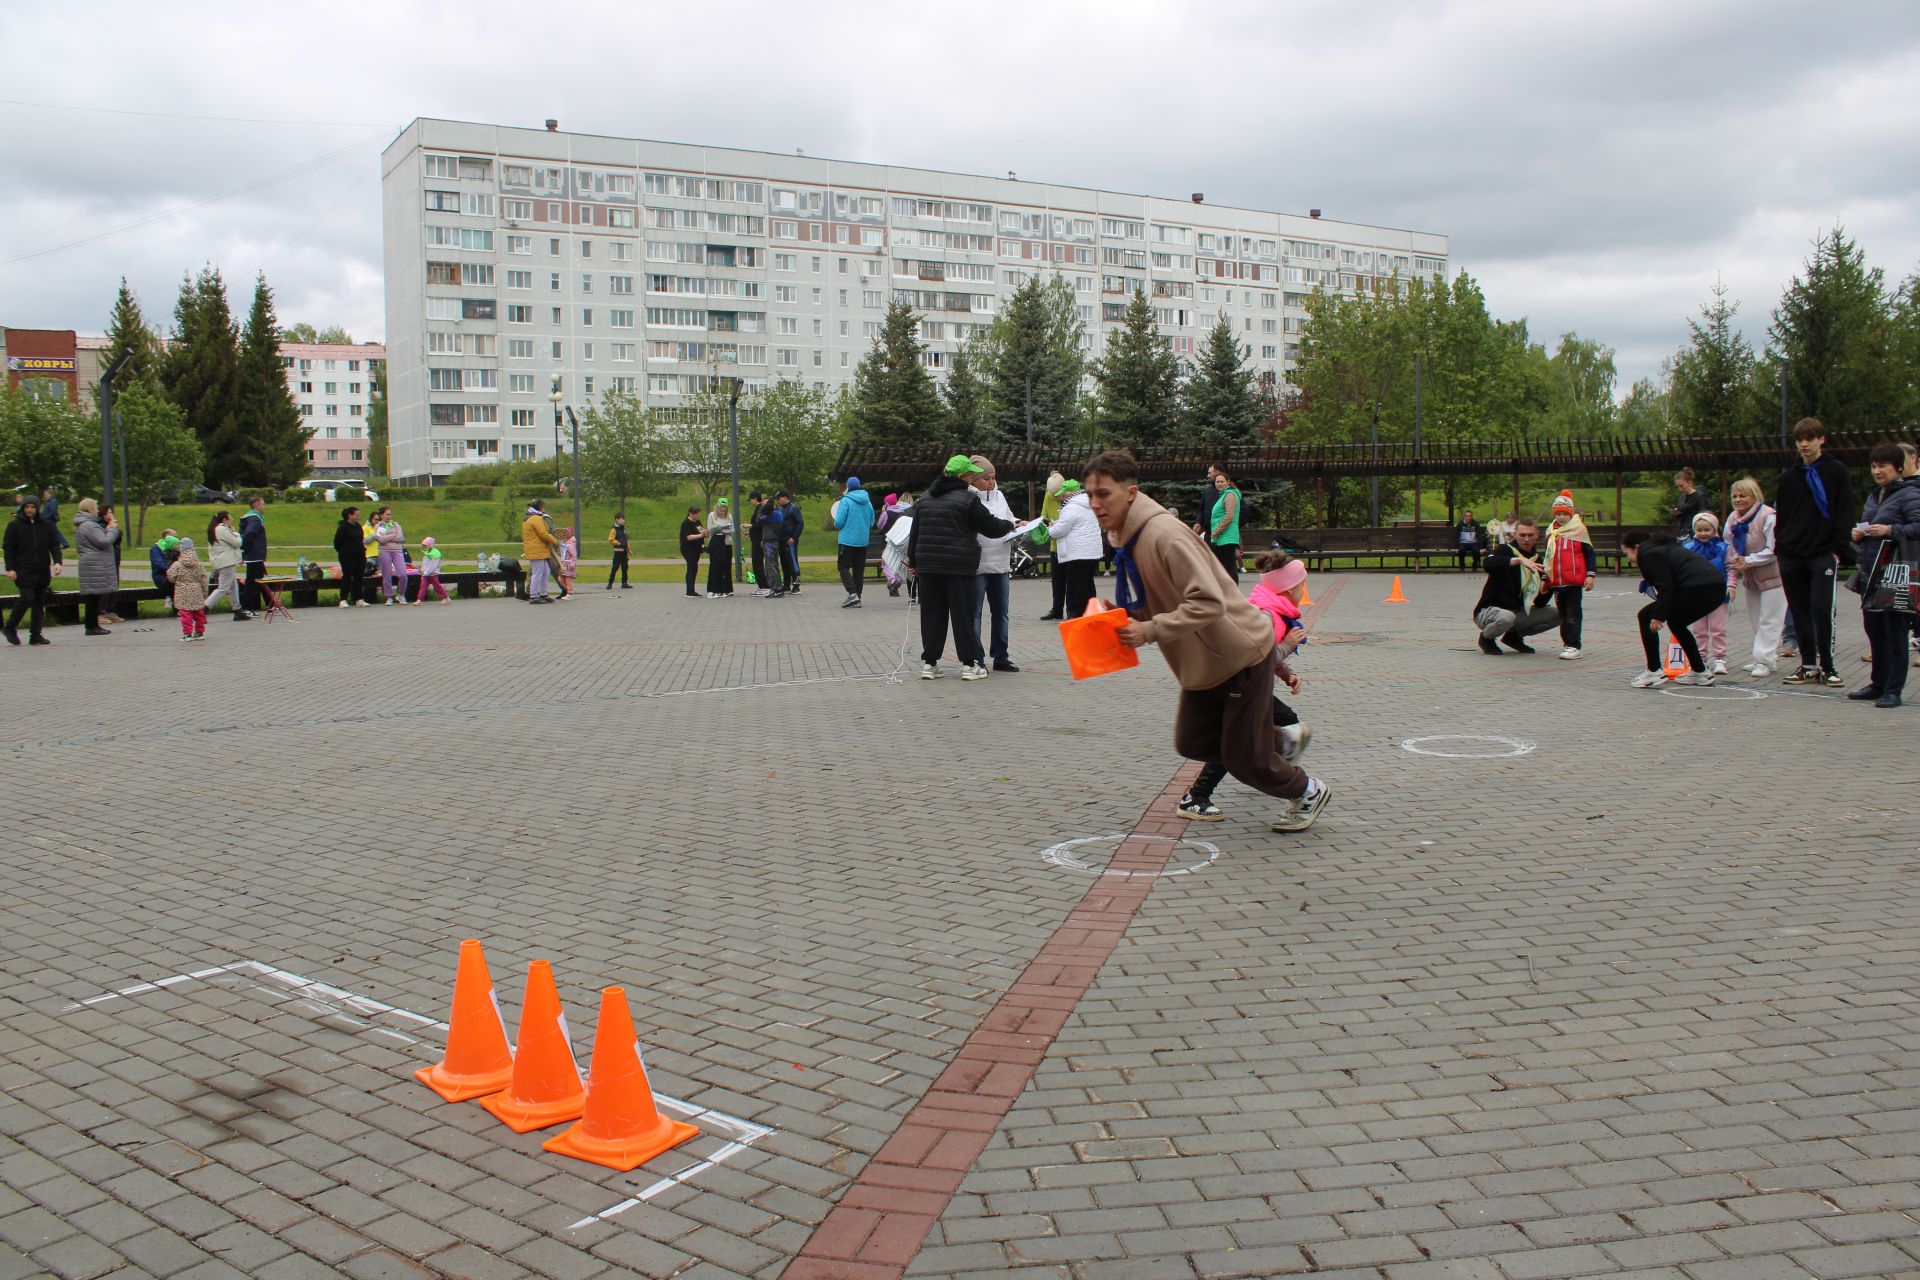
top-left (1384, 575), bottom-right (1408, 604)
top-left (480, 960), bottom-right (587, 1132)
top-left (414, 940), bottom-right (515, 1103)
top-left (544, 987), bottom-right (698, 1171)
top-left (1299, 580), bottom-right (1312, 607)
top-left (1664, 632), bottom-right (1689, 680)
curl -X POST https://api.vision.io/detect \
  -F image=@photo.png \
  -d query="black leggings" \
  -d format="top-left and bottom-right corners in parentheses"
top-left (838, 545), bottom-right (868, 596)
top-left (1059, 559), bottom-right (1098, 620)
top-left (340, 557), bottom-right (366, 605)
top-left (1779, 553), bottom-right (1838, 673)
top-left (1638, 585), bottom-right (1724, 672)
top-left (682, 554), bottom-right (700, 595)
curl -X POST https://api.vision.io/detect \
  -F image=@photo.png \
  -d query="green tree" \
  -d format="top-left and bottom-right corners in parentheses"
top-left (1180, 316), bottom-right (1262, 451)
top-left (366, 359), bottom-right (388, 476)
top-left (1538, 332), bottom-right (1617, 438)
top-left (280, 322), bottom-right (319, 344)
top-left (161, 267), bottom-right (239, 479)
top-left (979, 273), bottom-right (1085, 449)
top-left (100, 277), bottom-right (164, 393)
top-left (1769, 226), bottom-right (1897, 431)
top-left (0, 385), bottom-right (92, 494)
top-left (1617, 372), bottom-right (1676, 436)
top-left (115, 383), bottom-right (203, 542)
top-left (742, 378), bottom-right (843, 496)
top-left (1090, 286), bottom-right (1181, 449)
top-left (671, 381), bottom-right (742, 511)
top-left (1669, 279), bottom-right (1762, 438)
top-left (850, 299), bottom-right (948, 449)
top-left (577, 386), bottom-right (670, 515)
top-left (1888, 265), bottom-right (1920, 429)
top-left (229, 274), bottom-right (307, 487)
top-left (941, 339), bottom-right (991, 446)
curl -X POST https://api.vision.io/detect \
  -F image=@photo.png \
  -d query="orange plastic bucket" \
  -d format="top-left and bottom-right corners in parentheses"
top-left (1058, 607), bottom-right (1140, 680)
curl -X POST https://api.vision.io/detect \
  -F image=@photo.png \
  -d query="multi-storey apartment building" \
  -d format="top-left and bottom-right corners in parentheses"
top-left (282, 342), bottom-right (384, 478)
top-left (382, 118), bottom-right (1447, 483)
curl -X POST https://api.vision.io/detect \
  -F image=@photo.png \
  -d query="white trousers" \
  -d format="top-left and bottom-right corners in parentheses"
top-left (1741, 583), bottom-right (1787, 671)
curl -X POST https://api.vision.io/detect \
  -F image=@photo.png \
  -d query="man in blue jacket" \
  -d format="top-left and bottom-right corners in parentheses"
top-left (832, 477), bottom-right (875, 608)
top-left (781, 493), bottom-right (805, 594)
top-left (753, 492), bottom-right (786, 597)
top-left (236, 495), bottom-right (266, 621)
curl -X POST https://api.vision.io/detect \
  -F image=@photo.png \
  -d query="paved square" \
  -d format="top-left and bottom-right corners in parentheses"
top-left (2, 574), bottom-right (1916, 1280)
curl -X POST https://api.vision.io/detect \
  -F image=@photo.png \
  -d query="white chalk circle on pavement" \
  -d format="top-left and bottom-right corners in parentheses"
top-left (1399, 734), bottom-right (1537, 759)
top-left (1658, 685), bottom-right (1767, 702)
top-left (1041, 833), bottom-right (1221, 878)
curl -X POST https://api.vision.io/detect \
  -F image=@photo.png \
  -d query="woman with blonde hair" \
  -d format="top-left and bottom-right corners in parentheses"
top-left (1724, 475), bottom-right (1785, 677)
top-left (1038, 470), bottom-right (1067, 620)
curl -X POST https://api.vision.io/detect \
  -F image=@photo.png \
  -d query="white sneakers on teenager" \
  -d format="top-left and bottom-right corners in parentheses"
top-left (1747, 663), bottom-right (1771, 678)
top-left (1631, 670), bottom-right (1668, 688)
top-left (920, 663), bottom-right (943, 680)
top-left (1674, 670), bottom-right (1716, 686)
top-left (1711, 659), bottom-right (1727, 675)
top-left (960, 663), bottom-right (989, 681)
top-left (1559, 647), bottom-right (1582, 660)
top-left (1270, 781), bottom-right (1333, 832)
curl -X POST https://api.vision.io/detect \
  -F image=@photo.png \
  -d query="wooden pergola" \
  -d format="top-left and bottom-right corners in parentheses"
top-left (832, 430), bottom-right (1885, 529)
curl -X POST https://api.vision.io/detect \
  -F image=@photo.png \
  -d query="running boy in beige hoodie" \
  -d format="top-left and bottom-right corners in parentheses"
top-left (1085, 450), bottom-right (1333, 832)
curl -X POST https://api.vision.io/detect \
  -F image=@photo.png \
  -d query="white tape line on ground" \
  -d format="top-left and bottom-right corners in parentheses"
top-left (61, 957), bottom-right (774, 1220)
top-left (1041, 833), bottom-right (1222, 879)
top-left (1399, 734), bottom-right (1537, 758)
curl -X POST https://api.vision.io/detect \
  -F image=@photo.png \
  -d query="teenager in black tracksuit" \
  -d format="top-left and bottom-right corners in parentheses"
top-left (1774, 419), bottom-right (1855, 684)
top-left (609, 515), bottom-right (632, 589)
top-left (1623, 531), bottom-right (1727, 683)
top-left (334, 508), bottom-right (367, 606)
top-left (907, 459), bottom-right (1016, 677)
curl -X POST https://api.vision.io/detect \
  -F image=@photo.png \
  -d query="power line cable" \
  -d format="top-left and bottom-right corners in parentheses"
top-left (0, 128), bottom-right (399, 268)
top-left (0, 97), bottom-right (388, 128)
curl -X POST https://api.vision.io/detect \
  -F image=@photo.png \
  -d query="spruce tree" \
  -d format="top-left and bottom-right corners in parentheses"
top-left (101, 277), bottom-right (163, 391)
top-left (850, 299), bottom-right (948, 449)
top-left (980, 274), bottom-right (1085, 449)
top-left (231, 273), bottom-right (308, 486)
top-left (1670, 278), bottom-right (1762, 438)
top-left (1768, 227), bottom-right (1897, 431)
top-left (161, 267), bottom-right (239, 481)
top-left (1180, 316), bottom-right (1262, 450)
top-left (366, 359), bottom-right (388, 478)
top-left (1089, 286), bottom-right (1180, 449)
top-left (941, 340), bottom-right (991, 448)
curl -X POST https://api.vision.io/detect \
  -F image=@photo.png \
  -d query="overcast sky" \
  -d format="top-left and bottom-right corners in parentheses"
top-left (3, 0), bottom-right (1916, 393)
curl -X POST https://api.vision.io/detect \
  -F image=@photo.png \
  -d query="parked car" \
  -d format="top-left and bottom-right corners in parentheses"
top-left (297, 479), bottom-right (380, 502)
top-left (192, 485), bottom-right (238, 503)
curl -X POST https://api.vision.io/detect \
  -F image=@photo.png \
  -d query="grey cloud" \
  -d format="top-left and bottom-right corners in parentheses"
top-left (2, 0), bottom-right (1918, 391)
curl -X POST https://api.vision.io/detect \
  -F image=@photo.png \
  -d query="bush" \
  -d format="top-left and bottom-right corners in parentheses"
top-left (439, 486), bottom-right (496, 502)
top-left (282, 487), bottom-right (319, 503)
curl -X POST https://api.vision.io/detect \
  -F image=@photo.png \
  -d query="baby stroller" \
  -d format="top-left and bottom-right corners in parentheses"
top-left (1010, 539), bottom-right (1041, 579)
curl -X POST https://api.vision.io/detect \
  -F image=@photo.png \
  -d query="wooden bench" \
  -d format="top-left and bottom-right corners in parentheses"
top-left (35, 569), bottom-right (526, 626)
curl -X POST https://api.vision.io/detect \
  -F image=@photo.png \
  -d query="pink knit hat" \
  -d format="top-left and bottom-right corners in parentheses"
top-left (1260, 560), bottom-right (1307, 595)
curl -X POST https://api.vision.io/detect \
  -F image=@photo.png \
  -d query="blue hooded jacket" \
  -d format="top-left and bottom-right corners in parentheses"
top-left (833, 480), bottom-right (875, 547)
top-left (1681, 533), bottom-right (1728, 577)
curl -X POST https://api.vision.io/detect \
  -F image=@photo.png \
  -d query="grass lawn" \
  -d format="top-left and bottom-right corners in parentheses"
top-left (1396, 483), bottom-right (1679, 525)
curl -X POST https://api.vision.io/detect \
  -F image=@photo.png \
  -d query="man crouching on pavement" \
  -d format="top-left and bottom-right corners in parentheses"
top-left (1085, 449), bottom-right (1333, 833)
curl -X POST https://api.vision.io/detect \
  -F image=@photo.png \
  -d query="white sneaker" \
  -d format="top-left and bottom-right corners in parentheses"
top-left (1270, 781), bottom-right (1333, 832)
top-left (337, 600), bottom-right (349, 609)
top-left (1675, 670), bottom-right (1716, 686)
top-left (1631, 670), bottom-right (1668, 688)
top-left (1559, 647), bottom-right (1582, 660)
top-left (1711, 659), bottom-right (1727, 676)
top-left (960, 663), bottom-right (988, 681)
top-left (920, 663), bottom-right (943, 680)
top-left (1279, 722), bottom-right (1311, 763)
top-left (1747, 663), bottom-right (1771, 678)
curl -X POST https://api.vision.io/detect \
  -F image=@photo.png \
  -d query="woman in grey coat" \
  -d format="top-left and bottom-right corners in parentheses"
top-left (72, 498), bottom-right (121, 636)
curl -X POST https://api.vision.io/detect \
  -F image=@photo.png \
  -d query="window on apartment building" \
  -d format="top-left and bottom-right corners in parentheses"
top-left (507, 269), bottom-right (532, 289)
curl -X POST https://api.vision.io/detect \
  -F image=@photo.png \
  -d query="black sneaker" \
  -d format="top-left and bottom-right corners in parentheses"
top-left (1847, 685), bottom-right (1883, 701)
top-left (1782, 667), bottom-right (1818, 684)
top-left (991, 661), bottom-right (1019, 672)
top-left (1478, 637), bottom-right (1502, 655)
top-left (1039, 612), bottom-right (1062, 621)
top-left (1502, 636), bottom-right (1536, 654)
top-left (84, 626), bottom-right (111, 636)
top-left (28, 635), bottom-right (50, 646)
top-left (1, 626), bottom-right (17, 647)
top-left (1177, 793), bottom-right (1224, 821)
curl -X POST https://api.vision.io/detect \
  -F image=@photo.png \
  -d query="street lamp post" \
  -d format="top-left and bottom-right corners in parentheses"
top-left (550, 376), bottom-right (580, 553)
top-left (728, 378), bottom-right (744, 583)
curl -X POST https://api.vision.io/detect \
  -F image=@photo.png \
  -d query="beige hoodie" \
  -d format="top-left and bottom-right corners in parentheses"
top-left (1112, 492), bottom-right (1273, 690)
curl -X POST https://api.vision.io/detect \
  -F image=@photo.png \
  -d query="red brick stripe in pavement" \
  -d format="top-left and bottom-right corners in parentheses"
top-left (782, 577), bottom-right (1347, 1279)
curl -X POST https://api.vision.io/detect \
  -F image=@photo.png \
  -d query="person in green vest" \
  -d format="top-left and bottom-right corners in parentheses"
top-left (1208, 466), bottom-right (1243, 582)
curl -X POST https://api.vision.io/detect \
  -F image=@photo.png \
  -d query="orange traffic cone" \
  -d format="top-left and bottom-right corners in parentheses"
top-left (543, 987), bottom-right (698, 1171)
top-left (1663, 632), bottom-right (1689, 680)
top-left (480, 960), bottom-right (586, 1132)
top-left (1299, 580), bottom-right (1313, 608)
top-left (1384, 575), bottom-right (1408, 604)
top-left (415, 940), bottom-right (515, 1102)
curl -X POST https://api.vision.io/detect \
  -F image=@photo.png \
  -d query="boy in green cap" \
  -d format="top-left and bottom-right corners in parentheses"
top-left (149, 529), bottom-right (181, 610)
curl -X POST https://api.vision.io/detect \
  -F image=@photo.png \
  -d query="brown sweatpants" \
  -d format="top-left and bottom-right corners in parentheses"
top-left (1173, 647), bottom-right (1309, 801)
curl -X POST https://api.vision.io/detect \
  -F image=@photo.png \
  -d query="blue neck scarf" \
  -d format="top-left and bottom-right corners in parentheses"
top-left (1113, 542), bottom-right (1146, 614)
top-left (1802, 461), bottom-right (1830, 520)
top-left (1728, 510), bottom-right (1752, 557)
